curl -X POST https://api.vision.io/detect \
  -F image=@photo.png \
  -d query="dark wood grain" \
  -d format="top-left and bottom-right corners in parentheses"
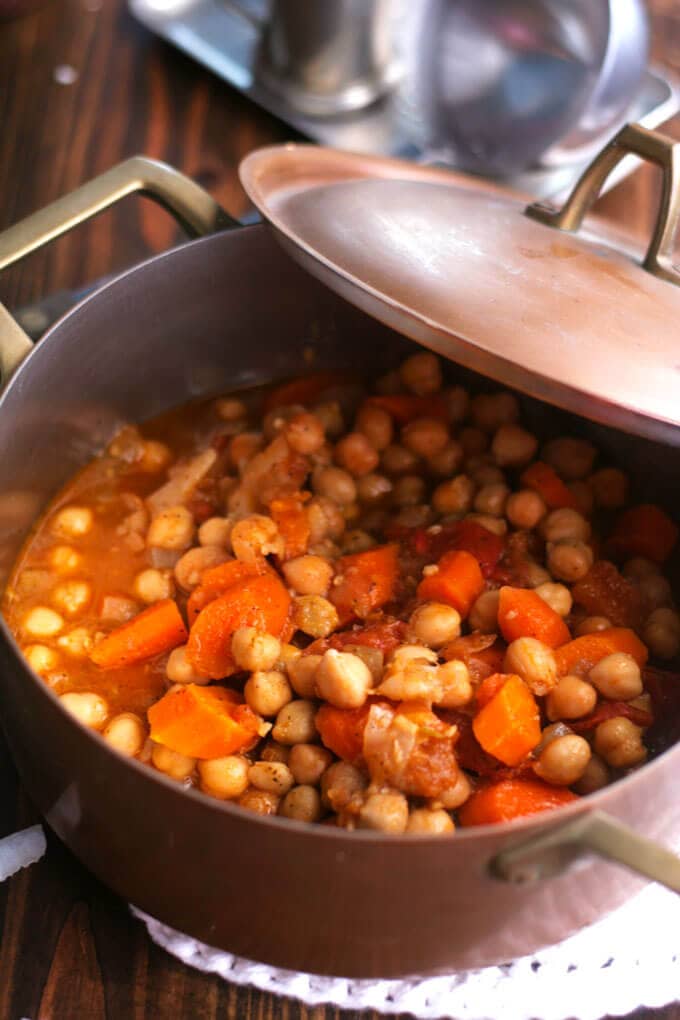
top-left (1, 1), bottom-right (680, 1017)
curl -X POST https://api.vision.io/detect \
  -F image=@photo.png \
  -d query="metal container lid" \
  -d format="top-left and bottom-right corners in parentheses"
top-left (240, 124), bottom-right (680, 447)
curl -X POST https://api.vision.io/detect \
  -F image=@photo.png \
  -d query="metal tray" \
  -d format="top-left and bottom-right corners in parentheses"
top-left (129, 0), bottom-right (680, 198)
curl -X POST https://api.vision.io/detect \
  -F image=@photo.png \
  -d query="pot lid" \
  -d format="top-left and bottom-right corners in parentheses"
top-left (240, 125), bottom-right (680, 446)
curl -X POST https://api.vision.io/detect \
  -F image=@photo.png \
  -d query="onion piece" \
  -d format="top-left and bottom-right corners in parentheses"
top-left (0, 825), bottom-right (46, 882)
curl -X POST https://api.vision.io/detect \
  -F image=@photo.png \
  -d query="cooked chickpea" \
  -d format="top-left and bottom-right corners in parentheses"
top-left (574, 754), bottom-right (610, 794)
top-left (51, 505), bottom-right (94, 539)
top-left (358, 791), bottom-right (409, 833)
top-left (244, 670), bottom-right (293, 717)
top-left (49, 545), bottom-right (82, 573)
top-left (138, 440), bottom-right (172, 473)
top-left (280, 785), bottom-right (323, 823)
top-left (504, 638), bottom-right (557, 696)
top-left (491, 424), bottom-right (537, 467)
top-left (392, 475), bottom-right (426, 508)
top-left (589, 653), bottom-right (642, 701)
top-left (406, 808), bottom-right (455, 834)
top-left (468, 589), bottom-right (500, 633)
top-left (542, 438), bottom-right (597, 480)
top-left (238, 789), bottom-right (280, 815)
top-left (288, 654), bottom-right (322, 698)
top-left (313, 400), bottom-right (344, 438)
top-left (60, 691), bottom-right (108, 730)
top-left (288, 744), bottom-right (332, 786)
top-left (470, 463), bottom-right (505, 487)
top-left (541, 508), bottom-right (591, 544)
top-left (341, 529), bottom-right (376, 555)
top-left (199, 754), bottom-right (249, 797)
top-left (644, 607), bottom-right (680, 660)
top-left (436, 770), bottom-right (472, 810)
top-left (356, 473), bottom-right (392, 505)
top-left (399, 352), bottom-right (442, 396)
top-left (51, 579), bottom-right (91, 617)
top-left (151, 743), bottom-right (196, 781)
top-left (547, 539), bottom-right (593, 582)
top-left (316, 649), bottom-right (372, 709)
top-left (23, 606), bottom-right (64, 639)
top-left (231, 514), bottom-right (284, 563)
top-left (57, 626), bottom-right (94, 659)
top-left (638, 572), bottom-right (673, 612)
top-left (401, 418), bottom-right (449, 459)
top-left (147, 506), bottom-right (194, 551)
top-left (534, 734), bottom-right (591, 786)
top-left (198, 516), bottom-right (233, 549)
top-left (433, 475), bottom-right (475, 515)
top-left (546, 675), bottom-right (597, 721)
top-left (272, 699), bottom-right (318, 745)
top-left (321, 761), bottom-right (367, 811)
top-left (391, 644), bottom-right (439, 668)
top-left (216, 397), bottom-right (247, 421)
top-left (133, 568), bottom-right (175, 603)
top-left (428, 440), bottom-right (464, 477)
top-left (293, 595), bottom-right (339, 639)
top-left (466, 513), bottom-right (507, 537)
top-left (313, 466), bottom-right (357, 505)
top-left (505, 490), bottom-right (546, 530)
top-left (436, 660), bottom-right (473, 708)
top-left (443, 385), bottom-right (469, 424)
top-left (589, 467), bottom-right (629, 509)
top-left (334, 432), bottom-right (379, 477)
top-left (594, 717), bottom-right (647, 768)
top-left (232, 627), bottom-right (281, 671)
top-left (284, 412), bottom-right (325, 454)
top-left (165, 644), bottom-right (209, 685)
top-left (474, 483), bottom-right (509, 517)
top-left (355, 404), bottom-right (393, 450)
top-left (471, 392), bottom-right (519, 432)
top-left (23, 644), bottom-right (59, 674)
top-left (409, 602), bottom-right (461, 647)
top-left (103, 713), bottom-right (146, 757)
top-left (282, 555), bottom-right (333, 596)
top-left (248, 760), bottom-right (295, 796)
top-left (524, 562), bottom-right (552, 588)
top-left (381, 444), bottom-right (420, 476)
top-left (174, 545), bottom-right (228, 591)
top-left (535, 582), bottom-right (572, 618)
top-left (229, 431), bottom-right (263, 471)
top-left (307, 496), bottom-right (346, 542)
top-left (575, 616), bottom-right (611, 636)
top-left (260, 741), bottom-right (290, 764)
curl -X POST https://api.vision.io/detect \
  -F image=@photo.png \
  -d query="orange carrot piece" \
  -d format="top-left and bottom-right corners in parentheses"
top-left (498, 586), bottom-right (571, 649)
top-left (148, 684), bottom-right (260, 759)
top-left (187, 573), bottom-right (292, 679)
top-left (521, 461), bottom-right (578, 510)
top-left (555, 627), bottom-right (648, 677)
top-left (330, 544), bottom-right (399, 625)
top-left (187, 559), bottom-right (268, 624)
top-left (475, 672), bottom-right (508, 710)
top-left (264, 372), bottom-right (349, 413)
top-left (91, 599), bottom-right (187, 670)
top-left (607, 503), bottom-right (679, 564)
top-left (364, 394), bottom-right (449, 424)
top-left (417, 549), bottom-right (484, 617)
top-left (316, 700), bottom-right (377, 765)
top-left (269, 493), bottom-right (310, 560)
top-left (472, 674), bottom-right (541, 766)
top-left (459, 778), bottom-right (578, 826)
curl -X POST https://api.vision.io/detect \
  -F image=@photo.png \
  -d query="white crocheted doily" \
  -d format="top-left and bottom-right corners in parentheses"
top-left (133, 873), bottom-right (680, 1020)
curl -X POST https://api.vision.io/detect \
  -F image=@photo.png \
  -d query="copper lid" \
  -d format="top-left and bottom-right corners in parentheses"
top-left (240, 125), bottom-right (680, 446)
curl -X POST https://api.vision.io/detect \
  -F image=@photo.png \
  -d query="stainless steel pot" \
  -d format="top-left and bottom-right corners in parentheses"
top-left (0, 156), bottom-right (678, 978)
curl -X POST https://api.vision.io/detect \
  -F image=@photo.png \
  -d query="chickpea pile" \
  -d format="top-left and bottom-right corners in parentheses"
top-left (5, 351), bottom-right (679, 836)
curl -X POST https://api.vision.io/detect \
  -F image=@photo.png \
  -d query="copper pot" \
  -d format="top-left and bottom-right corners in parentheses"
top-left (0, 146), bottom-right (678, 978)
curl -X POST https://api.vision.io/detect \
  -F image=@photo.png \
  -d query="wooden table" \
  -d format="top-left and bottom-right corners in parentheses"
top-left (1, 2), bottom-right (679, 1017)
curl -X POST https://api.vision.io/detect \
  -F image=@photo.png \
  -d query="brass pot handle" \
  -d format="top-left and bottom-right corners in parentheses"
top-left (490, 810), bottom-right (680, 894)
top-left (0, 156), bottom-right (237, 379)
top-left (526, 123), bottom-right (680, 287)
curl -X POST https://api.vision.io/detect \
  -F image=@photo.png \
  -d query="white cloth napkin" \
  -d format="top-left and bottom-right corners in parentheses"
top-left (133, 871), bottom-right (680, 1020)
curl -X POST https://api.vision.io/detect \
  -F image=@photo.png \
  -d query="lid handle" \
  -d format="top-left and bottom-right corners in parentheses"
top-left (526, 123), bottom-right (680, 287)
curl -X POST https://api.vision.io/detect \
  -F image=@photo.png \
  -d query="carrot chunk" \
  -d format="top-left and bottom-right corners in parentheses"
top-left (498, 586), bottom-right (571, 648)
top-left (268, 493), bottom-right (310, 560)
top-left (417, 549), bottom-right (484, 617)
top-left (459, 777), bottom-right (578, 826)
top-left (264, 372), bottom-right (349, 413)
top-left (187, 559), bottom-right (268, 624)
top-left (330, 544), bottom-right (399, 625)
top-left (607, 503), bottom-right (679, 564)
top-left (91, 599), bottom-right (188, 670)
top-left (148, 684), bottom-right (260, 759)
top-left (187, 572), bottom-right (292, 679)
top-left (472, 674), bottom-right (541, 766)
top-left (555, 627), bottom-right (648, 677)
top-left (363, 394), bottom-right (449, 424)
top-left (521, 461), bottom-right (578, 510)
top-left (316, 701), bottom-right (375, 765)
